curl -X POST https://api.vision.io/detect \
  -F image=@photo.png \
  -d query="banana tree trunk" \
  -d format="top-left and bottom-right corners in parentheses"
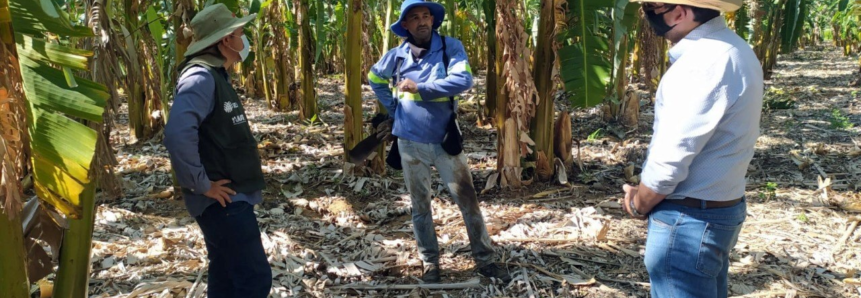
top-left (749, 0), bottom-right (766, 61)
top-left (344, 0), bottom-right (365, 170)
top-left (0, 206), bottom-right (28, 298)
top-left (529, 0), bottom-right (556, 182)
top-left (603, 34), bottom-right (638, 127)
top-left (484, 0), bottom-right (498, 121)
top-left (496, 0), bottom-right (537, 188)
top-left (258, 43), bottom-right (273, 108)
top-left (361, 4), bottom-right (375, 84)
top-left (761, 0), bottom-right (785, 79)
top-left (637, 10), bottom-right (664, 95)
top-left (254, 8), bottom-right (273, 109)
top-left (87, 0), bottom-right (124, 200)
top-left (446, 0), bottom-right (456, 36)
top-left (53, 183), bottom-right (97, 298)
top-left (296, 0), bottom-right (318, 121)
top-left (1, 10), bottom-right (33, 296)
top-left (174, 0), bottom-right (195, 79)
top-left (631, 34), bottom-right (640, 78)
top-left (764, 8), bottom-right (784, 79)
top-left (273, 0), bottom-right (296, 111)
top-left (382, 0), bottom-right (394, 55)
top-left (123, 1), bottom-right (158, 142)
top-left (127, 84), bottom-right (147, 140)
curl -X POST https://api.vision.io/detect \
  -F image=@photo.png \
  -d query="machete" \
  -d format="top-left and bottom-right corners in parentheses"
top-left (347, 113), bottom-right (392, 164)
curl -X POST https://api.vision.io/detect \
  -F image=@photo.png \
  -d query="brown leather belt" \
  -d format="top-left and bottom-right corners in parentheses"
top-left (665, 197), bottom-right (743, 209)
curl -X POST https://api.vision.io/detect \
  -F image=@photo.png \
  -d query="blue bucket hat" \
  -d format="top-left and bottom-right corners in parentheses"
top-left (391, 0), bottom-right (446, 38)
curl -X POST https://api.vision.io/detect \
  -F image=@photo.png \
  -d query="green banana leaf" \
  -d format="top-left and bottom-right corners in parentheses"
top-left (6, 0), bottom-right (107, 295)
top-left (11, 0), bottom-right (107, 220)
top-left (612, 0), bottom-right (639, 85)
top-left (250, 0), bottom-right (263, 14)
top-left (146, 6), bottom-right (166, 70)
top-left (781, 0), bottom-right (808, 53)
top-left (314, 0), bottom-right (326, 64)
top-left (10, 0), bottom-right (92, 37)
top-left (558, 0), bottom-right (619, 108)
top-left (734, 3), bottom-right (750, 41)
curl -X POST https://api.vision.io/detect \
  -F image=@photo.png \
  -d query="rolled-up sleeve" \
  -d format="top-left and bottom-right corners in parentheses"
top-left (164, 67), bottom-right (215, 195)
top-left (641, 56), bottom-right (736, 195)
top-left (417, 38), bottom-right (473, 100)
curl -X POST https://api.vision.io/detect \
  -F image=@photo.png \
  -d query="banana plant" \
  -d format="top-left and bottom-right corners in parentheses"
top-left (121, 0), bottom-right (165, 141)
top-left (344, 0), bottom-right (366, 172)
top-left (780, 0), bottom-right (809, 53)
top-left (732, 2), bottom-right (751, 41)
top-left (558, 0), bottom-right (638, 109)
top-left (144, 4), bottom-right (173, 123)
top-left (528, 0), bottom-right (563, 182)
top-left (1, 0), bottom-right (108, 296)
top-left (296, 0), bottom-right (318, 121)
top-left (832, 0), bottom-right (860, 56)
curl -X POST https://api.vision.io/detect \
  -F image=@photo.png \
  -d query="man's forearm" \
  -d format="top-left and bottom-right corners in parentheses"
top-left (635, 182), bottom-right (667, 214)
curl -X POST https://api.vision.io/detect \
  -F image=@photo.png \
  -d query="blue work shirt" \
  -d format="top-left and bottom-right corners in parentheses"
top-left (367, 31), bottom-right (474, 144)
top-left (164, 66), bottom-right (262, 217)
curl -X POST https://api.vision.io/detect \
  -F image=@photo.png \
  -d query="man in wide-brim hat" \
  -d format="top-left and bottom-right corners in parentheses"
top-left (620, 0), bottom-right (763, 297)
top-left (164, 4), bottom-right (272, 297)
top-left (366, 0), bottom-right (512, 284)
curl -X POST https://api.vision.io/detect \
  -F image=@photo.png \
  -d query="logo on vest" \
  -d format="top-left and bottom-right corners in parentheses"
top-left (232, 114), bottom-right (247, 125)
top-left (224, 101), bottom-right (239, 113)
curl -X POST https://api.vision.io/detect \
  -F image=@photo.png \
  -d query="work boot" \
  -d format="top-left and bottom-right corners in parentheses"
top-left (421, 263), bottom-right (441, 283)
top-left (477, 263), bottom-right (512, 283)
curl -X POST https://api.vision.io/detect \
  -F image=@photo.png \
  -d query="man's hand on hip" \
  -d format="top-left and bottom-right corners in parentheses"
top-left (398, 79), bottom-right (418, 93)
top-left (205, 179), bottom-right (236, 207)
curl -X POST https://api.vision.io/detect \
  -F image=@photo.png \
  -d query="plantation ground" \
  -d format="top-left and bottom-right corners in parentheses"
top-left (76, 46), bottom-right (861, 297)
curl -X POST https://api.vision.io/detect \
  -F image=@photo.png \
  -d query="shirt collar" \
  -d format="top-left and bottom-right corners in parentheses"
top-left (668, 17), bottom-right (728, 63)
top-left (407, 39), bottom-right (429, 59)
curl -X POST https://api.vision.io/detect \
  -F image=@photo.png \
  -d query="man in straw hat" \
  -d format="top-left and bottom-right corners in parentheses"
top-left (366, 0), bottom-right (511, 284)
top-left (621, 0), bottom-right (762, 297)
top-left (164, 4), bottom-right (271, 297)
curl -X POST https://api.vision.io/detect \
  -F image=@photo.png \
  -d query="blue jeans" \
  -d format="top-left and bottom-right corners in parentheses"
top-left (195, 202), bottom-right (272, 298)
top-left (644, 199), bottom-right (746, 298)
top-left (398, 138), bottom-right (496, 267)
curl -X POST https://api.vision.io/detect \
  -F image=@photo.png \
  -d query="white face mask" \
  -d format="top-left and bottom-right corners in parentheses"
top-left (228, 34), bottom-right (250, 62)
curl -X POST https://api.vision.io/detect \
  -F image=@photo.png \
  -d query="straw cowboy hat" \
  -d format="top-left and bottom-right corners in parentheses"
top-left (630, 0), bottom-right (743, 12)
top-left (184, 4), bottom-right (256, 57)
top-left (390, 0), bottom-right (446, 38)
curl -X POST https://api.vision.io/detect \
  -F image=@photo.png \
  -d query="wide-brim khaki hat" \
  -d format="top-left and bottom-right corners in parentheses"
top-left (185, 4), bottom-right (256, 57)
top-left (629, 0), bottom-right (743, 13)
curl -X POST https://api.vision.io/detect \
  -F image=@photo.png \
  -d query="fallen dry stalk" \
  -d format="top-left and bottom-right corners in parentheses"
top-left (834, 218), bottom-right (860, 251)
top-left (331, 278), bottom-right (482, 291)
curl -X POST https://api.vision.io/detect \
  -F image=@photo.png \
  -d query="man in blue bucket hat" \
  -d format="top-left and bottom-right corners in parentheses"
top-left (367, 0), bottom-right (512, 284)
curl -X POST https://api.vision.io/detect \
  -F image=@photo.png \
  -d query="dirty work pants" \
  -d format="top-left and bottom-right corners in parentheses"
top-left (195, 202), bottom-right (272, 298)
top-left (398, 138), bottom-right (496, 268)
top-left (644, 198), bottom-right (746, 298)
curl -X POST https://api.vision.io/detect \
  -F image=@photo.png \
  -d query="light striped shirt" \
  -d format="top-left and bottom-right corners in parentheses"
top-left (641, 17), bottom-right (764, 202)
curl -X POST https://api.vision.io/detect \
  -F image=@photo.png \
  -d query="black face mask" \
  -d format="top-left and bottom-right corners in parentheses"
top-left (645, 5), bottom-right (677, 37)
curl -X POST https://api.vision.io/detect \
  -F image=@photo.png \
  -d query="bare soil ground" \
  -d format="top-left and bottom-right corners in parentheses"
top-left (77, 46), bottom-right (860, 297)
